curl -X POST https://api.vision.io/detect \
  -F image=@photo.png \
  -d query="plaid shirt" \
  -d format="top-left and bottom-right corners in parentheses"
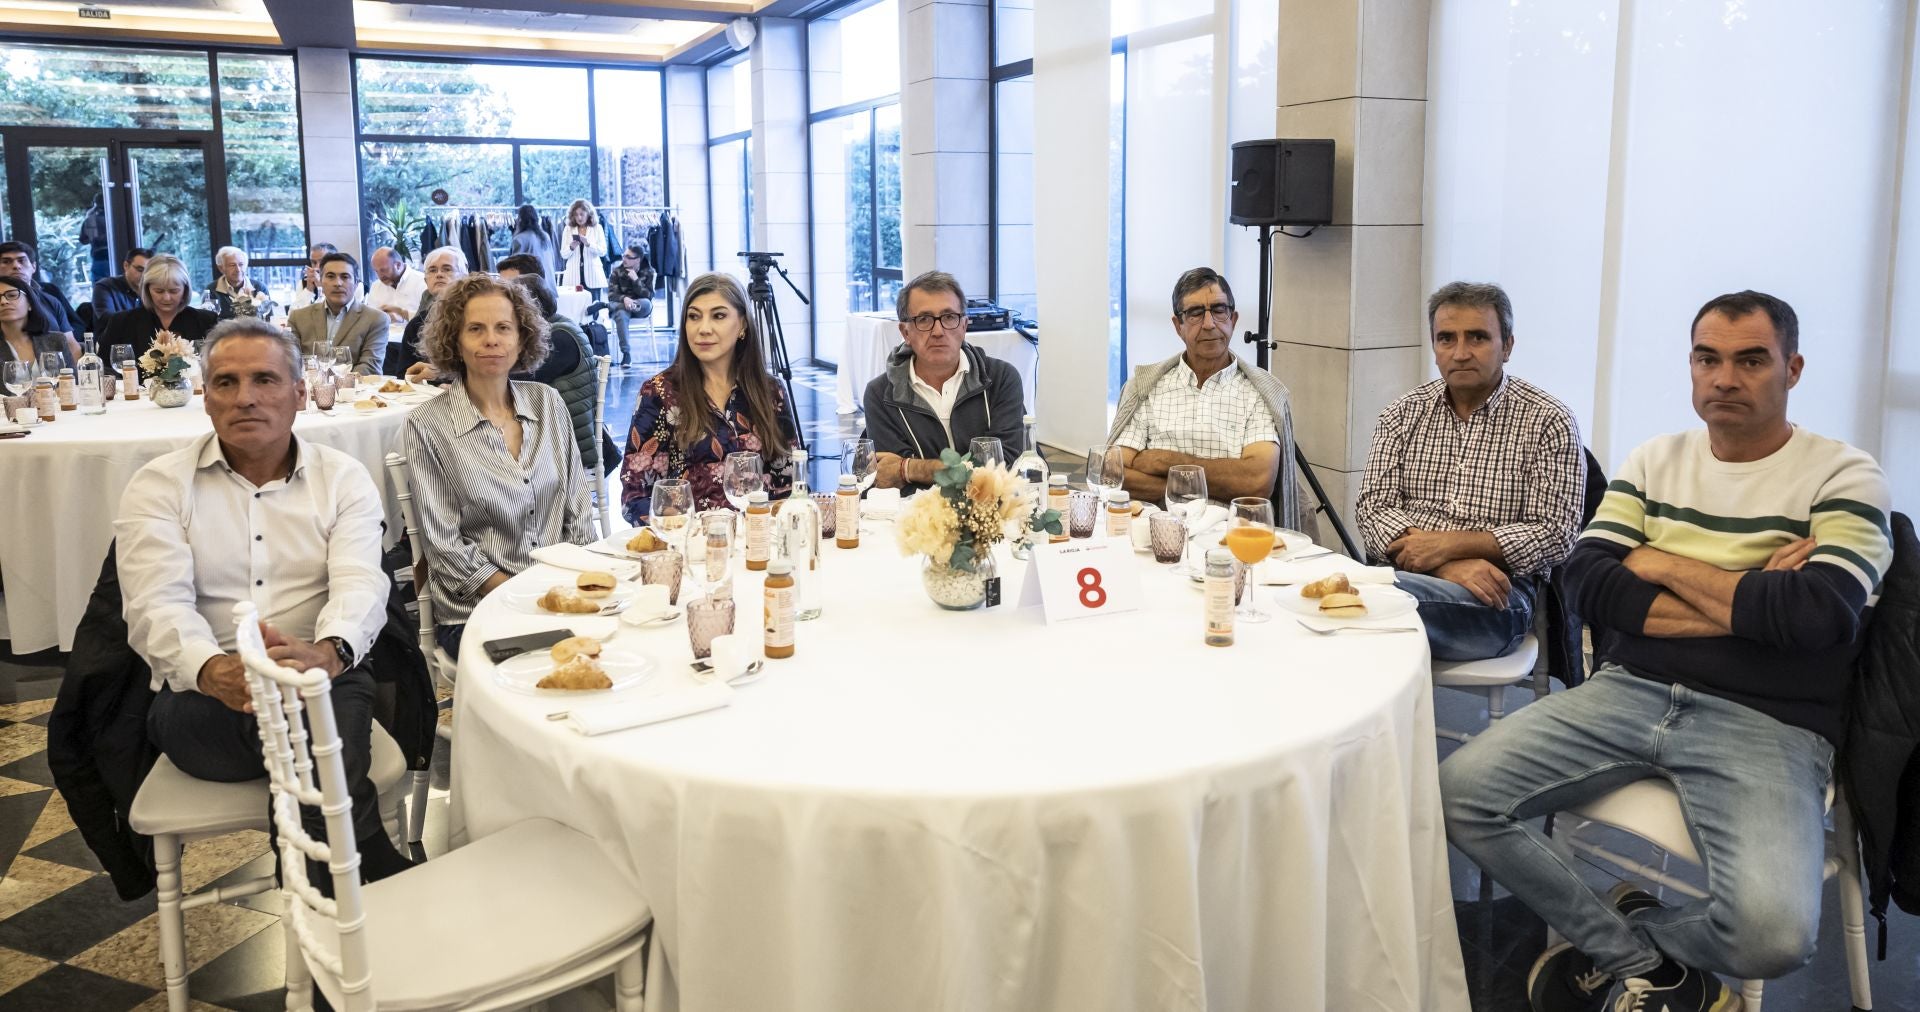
top-left (1111, 357), bottom-right (1279, 459)
top-left (1356, 374), bottom-right (1584, 577)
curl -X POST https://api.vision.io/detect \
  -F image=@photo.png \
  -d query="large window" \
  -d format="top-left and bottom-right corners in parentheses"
top-left (706, 58), bottom-right (752, 276)
top-left (808, 0), bottom-right (902, 365)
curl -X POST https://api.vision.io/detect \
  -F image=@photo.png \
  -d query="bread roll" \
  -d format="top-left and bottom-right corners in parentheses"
top-left (1318, 591), bottom-right (1367, 618)
top-left (549, 636), bottom-right (602, 664)
top-left (576, 571), bottom-right (617, 598)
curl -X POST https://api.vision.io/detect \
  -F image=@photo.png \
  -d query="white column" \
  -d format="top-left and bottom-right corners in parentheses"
top-left (665, 66), bottom-right (711, 282)
top-left (900, 0), bottom-right (990, 292)
top-left (750, 18), bottom-right (814, 354)
top-left (295, 47), bottom-right (361, 256)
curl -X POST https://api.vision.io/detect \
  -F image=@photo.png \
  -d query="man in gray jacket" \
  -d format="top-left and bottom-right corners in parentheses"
top-left (864, 270), bottom-right (1026, 489)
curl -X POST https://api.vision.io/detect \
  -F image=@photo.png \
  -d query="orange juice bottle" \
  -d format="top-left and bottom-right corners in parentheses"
top-left (764, 560), bottom-right (795, 659)
top-left (1047, 475), bottom-right (1070, 543)
top-left (744, 491), bottom-right (771, 571)
top-left (835, 475), bottom-right (861, 549)
top-left (1105, 491), bottom-right (1132, 539)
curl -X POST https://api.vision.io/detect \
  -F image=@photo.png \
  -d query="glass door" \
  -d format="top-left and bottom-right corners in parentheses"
top-left (14, 144), bottom-right (112, 306)
top-left (126, 143), bottom-right (214, 293)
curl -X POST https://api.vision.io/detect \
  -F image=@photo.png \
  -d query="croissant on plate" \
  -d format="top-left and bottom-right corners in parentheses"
top-left (536, 655), bottom-right (612, 690)
top-left (537, 587), bottom-right (602, 614)
top-left (1299, 573), bottom-right (1354, 599)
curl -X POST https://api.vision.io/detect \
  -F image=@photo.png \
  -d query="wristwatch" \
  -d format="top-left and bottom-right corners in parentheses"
top-left (321, 636), bottom-right (356, 673)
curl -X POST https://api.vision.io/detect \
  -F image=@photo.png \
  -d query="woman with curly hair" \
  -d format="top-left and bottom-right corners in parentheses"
top-left (621, 271), bottom-right (795, 521)
top-left (402, 273), bottom-right (595, 655)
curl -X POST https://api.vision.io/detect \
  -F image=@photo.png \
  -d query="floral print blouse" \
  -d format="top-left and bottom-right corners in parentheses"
top-left (621, 371), bottom-right (794, 522)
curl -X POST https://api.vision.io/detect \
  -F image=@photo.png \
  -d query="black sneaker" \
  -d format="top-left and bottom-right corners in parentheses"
top-left (1608, 882), bottom-right (1663, 918)
top-left (1610, 966), bottom-right (1738, 1011)
top-left (1529, 941), bottom-right (1615, 1012)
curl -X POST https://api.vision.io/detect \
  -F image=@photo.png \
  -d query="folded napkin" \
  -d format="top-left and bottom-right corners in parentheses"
top-left (532, 543), bottom-right (640, 581)
top-left (1180, 504), bottom-right (1231, 540)
top-left (1260, 554), bottom-right (1398, 586)
top-left (864, 486), bottom-right (903, 518)
top-left (566, 682), bottom-right (733, 736)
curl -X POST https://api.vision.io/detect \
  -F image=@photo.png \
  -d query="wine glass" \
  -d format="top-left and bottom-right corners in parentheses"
top-left (649, 478), bottom-right (695, 553)
top-left (1165, 464), bottom-right (1209, 576)
top-left (110, 344), bottom-right (134, 373)
top-left (1225, 497), bottom-right (1275, 623)
top-left (842, 438), bottom-right (877, 493)
top-left (1084, 443), bottom-right (1125, 501)
top-left (37, 351), bottom-right (62, 380)
top-left (969, 436), bottom-right (1004, 469)
top-left (722, 452), bottom-right (765, 513)
top-left (3, 361), bottom-right (31, 399)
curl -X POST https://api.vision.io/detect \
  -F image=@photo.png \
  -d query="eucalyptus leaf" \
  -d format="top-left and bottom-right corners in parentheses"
top-left (949, 543), bottom-right (977, 572)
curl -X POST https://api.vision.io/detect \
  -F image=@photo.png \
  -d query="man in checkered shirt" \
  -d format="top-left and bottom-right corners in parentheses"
top-left (1356, 281), bottom-right (1586, 660)
top-left (1107, 268), bottom-right (1307, 531)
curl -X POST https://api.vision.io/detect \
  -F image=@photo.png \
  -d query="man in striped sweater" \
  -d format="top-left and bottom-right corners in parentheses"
top-left (1442, 290), bottom-right (1893, 1012)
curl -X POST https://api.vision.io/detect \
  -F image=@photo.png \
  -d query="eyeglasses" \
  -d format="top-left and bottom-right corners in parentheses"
top-left (1177, 304), bottom-right (1235, 325)
top-left (0, 290), bottom-right (23, 304)
top-left (905, 312), bottom-right (965, 333)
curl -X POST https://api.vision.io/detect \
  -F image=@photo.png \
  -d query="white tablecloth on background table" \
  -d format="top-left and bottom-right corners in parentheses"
top-left (0, 393), bottom-right (424, 653)
top-left (450, 535), bottom-right (1469, 1012)
top-left (836, 312), bottom-right (1038, 415)
top-left (556, 287), bottom-right (594, 323)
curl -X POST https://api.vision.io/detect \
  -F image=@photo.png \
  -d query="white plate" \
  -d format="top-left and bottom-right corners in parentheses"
top-left (1273, 584), bottom-right (1418, 623)
top-left (503, 581), bottom-right (640, 617)
top-left (495, 644), bottom-right (654, 696)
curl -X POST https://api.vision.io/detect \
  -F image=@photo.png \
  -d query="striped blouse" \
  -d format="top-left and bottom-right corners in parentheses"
top-left (403, 379), bottom-right (594, 626)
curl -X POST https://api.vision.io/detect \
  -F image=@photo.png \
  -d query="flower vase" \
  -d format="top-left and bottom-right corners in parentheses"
top-left (149, 376), bottom-right (192, 409)
top-left (922, 552), bottom-right (996, 610)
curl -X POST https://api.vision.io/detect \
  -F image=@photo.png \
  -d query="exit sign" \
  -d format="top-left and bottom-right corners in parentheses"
top-left (78, 5), bottom-right (109, 18)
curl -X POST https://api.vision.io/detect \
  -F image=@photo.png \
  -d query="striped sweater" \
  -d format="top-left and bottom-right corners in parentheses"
top-left (1567, 426), bottom-right (1893, 743)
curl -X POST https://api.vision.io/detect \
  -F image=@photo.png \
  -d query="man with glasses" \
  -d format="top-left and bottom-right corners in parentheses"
top-left (1107, 267), bottom-right (1305, 527)
top-left (606, 242), bottom-right (656, 370)
top-left (288, 253), bottom-right (387, 376)
top-left (92, 246), bottom-right (153, 321)
top-left (865, 270), bottom-right (1026, 489)
top-left (0, 241), bottom-right (81, 341)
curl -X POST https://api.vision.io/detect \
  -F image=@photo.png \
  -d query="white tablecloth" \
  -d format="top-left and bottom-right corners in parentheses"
top-left (0, 393), bottom-right (422, 653)
top-left (836, 312), bottom-right (1038, 415)
top-left (450, 536), bottom-right (1469, 1012)
top-left (556, 287), bottom-right (595, 324)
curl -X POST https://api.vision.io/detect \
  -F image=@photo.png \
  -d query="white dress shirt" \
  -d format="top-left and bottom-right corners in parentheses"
top-left (907, 353), bottom-right (970, 447)
top-left (367, 266), bottom-right (429, 321)
top-left (114, 432), bottom-right (390, 694)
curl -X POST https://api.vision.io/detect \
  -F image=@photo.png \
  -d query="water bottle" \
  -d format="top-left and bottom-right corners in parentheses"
top-left (1009, 414), bottom-right (1049, 559)
top-left (777, 449), bottom-right (824, 620)
top-left (75, 337), bottom-right (106, 415)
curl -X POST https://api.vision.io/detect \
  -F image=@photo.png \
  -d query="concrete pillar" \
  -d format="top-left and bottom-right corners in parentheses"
top-left (294, 47), bottom-right (361, 257)
top-left (1268, 0), bottom-right (1430, 541)
top-left (750, 18), bottom-right (814, 355)
top-left (900, 0), bottom-right (990, 292)
top-left (665, 65), bottom-right (711, 281)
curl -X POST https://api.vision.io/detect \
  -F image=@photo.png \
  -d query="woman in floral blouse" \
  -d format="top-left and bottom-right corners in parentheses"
top-left (621, 272), bottom-right (794, 521)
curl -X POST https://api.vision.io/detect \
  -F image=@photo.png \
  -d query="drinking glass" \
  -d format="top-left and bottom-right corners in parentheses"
top-left (649, 478), bottom-right (695, 552)
top-left (1225, 497), bottom-right (1275, 623)
top-left (685, 593), bottom-right (736, 660)
top-left (1084, 443), bottom-right (1125, 500)
top-left (2, 361), bottom-right (30, 399)
top-left (312, 370), bottom-right (337, 411)
top-left (969, 436), bottom-right (1004, 468)
top-left (1164, 464), bottom-right (1209, 575)
top-left (722, 452), bottom-right (765, 513)
top-left (110, 343), bottom-right (134, 371)
top-left (811, 491), bottom-right (838, 540)
top-left (331, 346), bottom-right (352, 374)
top-left (37, 351), bottom-right (62, 381)
top-left (1149, 511), bottom-right (1187, 564)
top-left (640, 549), bottom-right (685, 606)
top-left (1067, 490), bottom-right (1100, 538)
top-left (842, 438), bottom-right (877, 493)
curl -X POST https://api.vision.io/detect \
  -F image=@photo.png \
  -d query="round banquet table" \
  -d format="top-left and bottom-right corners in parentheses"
top-left (449, 536), bottom-right (1470, 1012)
top-left (0, 391), bottom-right (424, 652)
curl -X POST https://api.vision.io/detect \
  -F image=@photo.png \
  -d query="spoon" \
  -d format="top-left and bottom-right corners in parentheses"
top-left (689, 658), bottom-right (767, 686)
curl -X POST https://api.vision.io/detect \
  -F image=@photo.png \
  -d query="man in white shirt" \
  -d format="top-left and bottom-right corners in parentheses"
top-left (289, 242), bottom-right (336, 310)
top-left (366, 246), bottom-right (429, 325)
top-left (115, 317), bottom-right (412, 881)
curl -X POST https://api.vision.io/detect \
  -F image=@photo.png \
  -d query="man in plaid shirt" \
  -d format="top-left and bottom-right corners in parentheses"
top-left (1357, 281), bottom-right (1586, 660)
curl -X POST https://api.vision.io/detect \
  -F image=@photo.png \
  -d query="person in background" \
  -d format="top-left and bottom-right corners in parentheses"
top-left (287, 253), bottom-right (387, 376)
top-left (402, 252), bottom-right (547, 382)
top-left (1356, 281), bottom-right (1586, 661)
top-left (606, 242), bottom-right (655, 371)
top-left (385, 245), bottom-right (466, 378)
top-left (91, 247), bottom-right (152, 323)
top-left (98, 254), bottom-right (218, 358)
top-left (557, 198), bottom-right (608, 301)
top-left (621, 271), bottom-right (794, 520)
top-left (115, 317), bottom-right (413, 885)
top-left (0, 240), bottom-right (80, 341)
top-left (1444, 291), bottom-right (1893, 1012)
top-left (207, 246), bottom-right (277, 321)
top-left (509, 204), bottom-right (556, 277)
top-left (80, 195), bottom-right (110, 283)
top-left (367, 246), bottom-right (428, 326)
top-left (0, 275), bottom-right (81, 370)
top-left (864, 270), bottom-right (1025, 490)
top-left (289, 242), bottom-right (337, 310)
top-left (403, 273), bottom-right (593, 657)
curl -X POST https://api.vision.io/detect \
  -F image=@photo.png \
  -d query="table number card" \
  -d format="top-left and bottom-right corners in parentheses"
top-left (1017, 540), bottom-right (1143, 623)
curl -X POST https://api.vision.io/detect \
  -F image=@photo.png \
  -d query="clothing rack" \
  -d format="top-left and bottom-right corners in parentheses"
top-left (417, 204), bottom-right (685, 326)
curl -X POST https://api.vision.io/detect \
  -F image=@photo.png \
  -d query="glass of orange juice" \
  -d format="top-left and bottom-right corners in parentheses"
top-left (1224, 497), bottom-right (1275, 623)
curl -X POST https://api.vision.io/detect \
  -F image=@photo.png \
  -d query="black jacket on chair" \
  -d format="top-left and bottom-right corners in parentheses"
top-left (1543, 447), bottom-right (1610, 690)
top-left (47, 543), bottom-right (158, 900)
top-left (1840, 510), bottom-right (1920, 957)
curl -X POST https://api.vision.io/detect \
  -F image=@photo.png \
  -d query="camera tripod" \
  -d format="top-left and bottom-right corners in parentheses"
top-left (741, 251), bottom-right (809, 454)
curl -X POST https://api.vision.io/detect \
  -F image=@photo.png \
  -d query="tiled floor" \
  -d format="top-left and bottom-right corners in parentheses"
top-left (5, 349), bottom-right (1916, 1010)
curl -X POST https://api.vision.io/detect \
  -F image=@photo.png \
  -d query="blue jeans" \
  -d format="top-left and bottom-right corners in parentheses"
top-left (435, 623), bottom-right (465, 658)
top-left (1395, 571), bottom-right (1536, 661)
top-left (1440, 664), bottom-right (1833, 980)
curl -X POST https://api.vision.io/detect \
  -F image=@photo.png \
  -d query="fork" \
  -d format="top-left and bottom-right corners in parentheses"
top-left (1294, 619), bottom-right (1419, 635)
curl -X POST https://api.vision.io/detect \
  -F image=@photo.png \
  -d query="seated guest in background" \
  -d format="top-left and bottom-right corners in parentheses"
top-left (385, 245), bottom-right (465, 378)
top-left (1356, 281), bottom-right (1585, 660)
top-left (493, 252), bottom-right (545, 284)
top-left (509, 203), bottom-right (556, 276)
top-left (1108, 267), bottom-right (1305, 528)
top-left (403, 274), bottom-right (593, 657)
top-left (367, 246), bottom-right (428, 326)
top-left (0, 275), bottom-right (82, 369)
top-left (1443, 290), bottom-right (1892, 1012)
top-left (288, 252), bottom-right (387, 376)
top-left (207, 246), bottom-right (276, 321)
top-left (91, 246), bottom-right (151, 323)
top-left (114, 318), bottom-right (413, 883)
top-left (865, 270), bottom-right (1025, 490)
top-left (621, 271), bottom-right (794, 521)
top-left (401, 253), bottom-right (558, 383)
top-left (606, 242), bottom-right (655, 370)
top-left (0, 240), bottom-right (80, 341)
top-left (99, 254), bottom-right (218, 358)
top-left (289, 242), bottom-right (336, 310)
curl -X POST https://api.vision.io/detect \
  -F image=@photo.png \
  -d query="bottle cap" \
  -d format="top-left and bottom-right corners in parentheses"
top-left (1022, 413), bottom-right (1036, 425)
top-left (1206, 548), bottom-right (1234, 568)
top-left (767, 559), bottom-right (793, 576)
top-left (1107, 490), bottom-right (1131, 506)
top-left (839, 475), bottom-right (856, 488)
top-left (747, 490), bottom-right (768, 504)
top-left (1049, 474), bottom-right (1068, 486)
